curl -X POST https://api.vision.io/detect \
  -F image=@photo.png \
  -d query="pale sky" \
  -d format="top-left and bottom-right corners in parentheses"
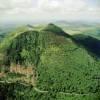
top-left (0, 0), bottom-right (100, 24)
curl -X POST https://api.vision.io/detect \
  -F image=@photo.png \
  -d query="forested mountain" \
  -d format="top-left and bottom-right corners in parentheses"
top-left (0, 24), bottom-right (100, 100)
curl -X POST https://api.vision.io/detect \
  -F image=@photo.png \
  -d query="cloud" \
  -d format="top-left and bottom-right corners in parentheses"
top-left (64, 0), bottom-right (87, 11)
top-left (11, 0), bottom-right (37, 8)
top-left (38, 0), bottom-right (64, 11)
top-left (0, 0), bottom-right (100, 23)
top-left (38, 0), bottom-right (88, 12)
top-left (0, 0), bottom-right (12, 10)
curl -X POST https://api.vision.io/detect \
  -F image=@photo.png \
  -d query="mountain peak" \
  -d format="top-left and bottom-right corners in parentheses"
top-left (43, 23), bottom-right (66, 36)
top-left (48, 23), bottom-right (56, 26)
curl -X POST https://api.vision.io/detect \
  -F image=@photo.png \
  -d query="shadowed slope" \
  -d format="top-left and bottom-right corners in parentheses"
top-left (72, 34), bottom-right (100, 58)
